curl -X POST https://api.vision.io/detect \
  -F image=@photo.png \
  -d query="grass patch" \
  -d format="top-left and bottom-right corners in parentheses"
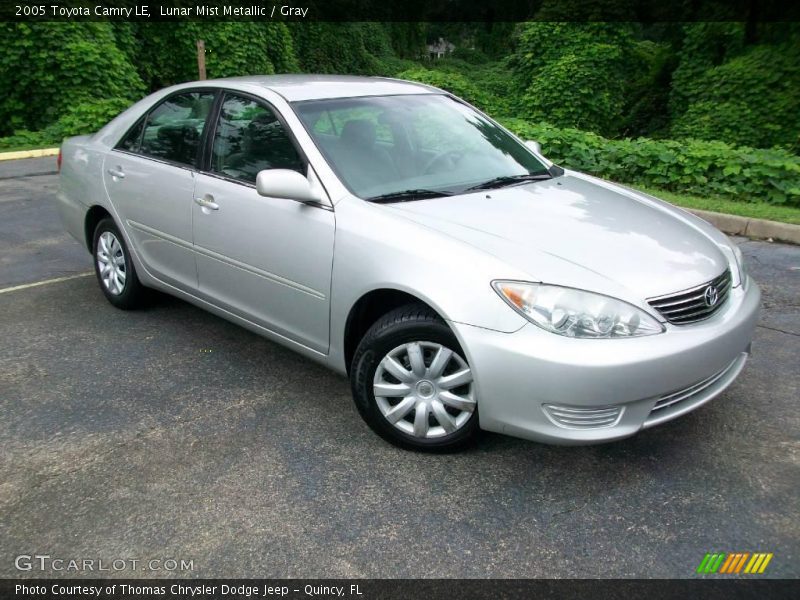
top-left (635, 186), bottom-right (800, 226)
top-left (0, 144), bottom-right (57, 153)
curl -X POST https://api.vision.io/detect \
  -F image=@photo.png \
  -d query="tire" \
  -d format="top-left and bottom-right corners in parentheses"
top-left (92, 217), bottom-right (146, 310)
top-left (350, 303), bottom-right (480, 452)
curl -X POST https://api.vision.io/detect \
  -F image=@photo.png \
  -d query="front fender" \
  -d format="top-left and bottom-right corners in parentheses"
top-left (327, 196), bottom-right (529, 371)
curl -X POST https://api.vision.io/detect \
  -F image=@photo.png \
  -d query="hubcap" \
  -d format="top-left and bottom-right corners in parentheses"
top-left (96, 231), bottom-right (127, 295)
top-left (373, 341), bottom-right (476, 439)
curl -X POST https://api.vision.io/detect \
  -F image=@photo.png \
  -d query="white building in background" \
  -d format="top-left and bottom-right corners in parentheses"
top-left (427, 38), bottom-right (455, 59)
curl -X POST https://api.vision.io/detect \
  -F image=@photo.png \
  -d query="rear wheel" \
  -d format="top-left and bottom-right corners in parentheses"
top-left (350, 304), bottom-right (479, 452)
top-left (92, 217), bottom-right (146, 309)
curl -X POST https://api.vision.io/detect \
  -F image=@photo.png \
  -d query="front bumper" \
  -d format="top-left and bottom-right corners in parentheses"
top-left (452, 279), bottom-right (761, 444)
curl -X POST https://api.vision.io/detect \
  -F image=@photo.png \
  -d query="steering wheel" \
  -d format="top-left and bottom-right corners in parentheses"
top-left (423, 150), bottom-right (464, 175)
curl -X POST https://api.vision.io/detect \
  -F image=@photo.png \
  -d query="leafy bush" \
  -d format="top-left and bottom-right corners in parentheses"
top-left (0, 130), bottom-right (50, 151)
top-left (668, 23), bottom-right (745, 122)
top-left (133, 22), bottom-right (297, 90)
top-left (501, 118), bottom-right (800, 207)
top-left (371, 57), bottom-right (422, 78)
top-left (0, 98), bottom-right (131, 148)
top-left (523, 43), bottom-right (629, 134)
top-left (384, 23), bottom-right (427, 58)
top-left (510, 23), bottom-right (649, 136)
top-left (398, 59), bottom-right (520, 117)
top-left (623, 39), bottom-right (676, 139)
top-left (671, 41), bottom-right (800, 148)
top-left (0, 23), bottom-right (145, 136)
top-left (290, 23), bottom-right (389, 74)
top-left (669, 23), bottom-right (800, 149)
top-left (45, 98), bottom-right (131, 139)
top-left (396, 68), bottom-right (503, 115)
top-left (450, 47), bottom-right (491, 64)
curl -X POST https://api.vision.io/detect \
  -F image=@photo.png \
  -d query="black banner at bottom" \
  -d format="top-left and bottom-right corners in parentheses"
top-left (2, 579), bottom-right (798, 600)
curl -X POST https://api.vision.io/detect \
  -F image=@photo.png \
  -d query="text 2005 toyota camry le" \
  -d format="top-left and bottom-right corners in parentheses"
top-left (56, 75), bottom-right (760, 451)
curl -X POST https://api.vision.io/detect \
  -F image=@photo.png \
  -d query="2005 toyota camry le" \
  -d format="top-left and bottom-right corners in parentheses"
top-left (56, 75), bottom-right (760, 451)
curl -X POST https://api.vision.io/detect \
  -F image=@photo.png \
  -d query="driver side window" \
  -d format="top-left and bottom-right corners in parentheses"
top-left (211, 94), bottom-right (304, 184)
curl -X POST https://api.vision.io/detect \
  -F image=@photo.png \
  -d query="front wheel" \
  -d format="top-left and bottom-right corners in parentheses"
top-left (92, 217), bottom-right (146, 309)
top-left (350, 304), bottom-right (479, 452)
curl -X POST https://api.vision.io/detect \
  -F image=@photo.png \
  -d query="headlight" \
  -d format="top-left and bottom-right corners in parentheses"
top-left (492, 281), bottom-right (664, 338)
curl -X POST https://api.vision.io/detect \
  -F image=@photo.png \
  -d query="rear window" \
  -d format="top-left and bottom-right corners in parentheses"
top-left (117, 118), bottom-right (144, 153)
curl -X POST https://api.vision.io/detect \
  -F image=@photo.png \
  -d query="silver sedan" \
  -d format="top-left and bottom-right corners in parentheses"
top-left (56, 75), bottom-right (760, 451)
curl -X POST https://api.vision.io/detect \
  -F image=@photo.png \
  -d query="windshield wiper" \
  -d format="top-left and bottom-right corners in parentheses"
top-left (367, 189), bottom-right (454, 204)
top-left (465, 173), bottom-right (553, 192)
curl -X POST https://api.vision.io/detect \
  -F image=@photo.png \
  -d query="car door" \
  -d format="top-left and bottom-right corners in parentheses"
top-left (192, 92), bottom-right (335, 353)
top-left (103, 90), bottom-right (216, 290)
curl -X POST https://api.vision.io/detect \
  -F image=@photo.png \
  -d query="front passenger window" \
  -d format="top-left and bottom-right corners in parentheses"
top-left (211, 94), bottom-right (304, 184)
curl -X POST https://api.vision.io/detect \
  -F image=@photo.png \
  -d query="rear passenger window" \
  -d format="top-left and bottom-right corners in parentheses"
top-left (211, 94), bottom-right (304, 184)
top-left (117, 118), bottom-right (145, 153)
top-left (139, 92), bottom-right (215, 166)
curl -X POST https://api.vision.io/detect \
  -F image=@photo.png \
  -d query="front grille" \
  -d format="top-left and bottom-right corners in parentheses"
top-left (543, 404), bottom-right (623, 429)
top-left (647, 269), bottom-right (731, 325)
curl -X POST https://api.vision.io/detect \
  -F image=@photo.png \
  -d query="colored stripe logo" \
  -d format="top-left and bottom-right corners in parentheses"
top-left (697, 552), bottom-right (773, 574)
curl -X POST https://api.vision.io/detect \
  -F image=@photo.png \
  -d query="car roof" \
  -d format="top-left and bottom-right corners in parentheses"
top-left (91, 75), bottom-right (444, 150)
top-left (201, 74), bottom-right (440, 102)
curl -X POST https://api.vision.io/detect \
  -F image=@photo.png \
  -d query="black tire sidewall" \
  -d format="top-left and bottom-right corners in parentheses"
top-left (351, 310), bottom-right (479, 452)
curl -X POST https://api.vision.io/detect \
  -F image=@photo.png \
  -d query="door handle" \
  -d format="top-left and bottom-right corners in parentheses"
top-left (194, 196), bottom-right (219, 211)
top-left (107, 167), bottom-right (125, 179)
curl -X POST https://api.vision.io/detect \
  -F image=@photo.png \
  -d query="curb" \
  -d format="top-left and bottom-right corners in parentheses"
top-left (689, 209), bottom-right (800, 246)
top-left (0, 147), bottom-right (59, 161)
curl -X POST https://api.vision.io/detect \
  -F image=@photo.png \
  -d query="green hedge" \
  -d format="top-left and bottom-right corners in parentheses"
top-left (0, 23), bottom-right (145, 136)
top-left (509, 23), bottom-right (654, 137)
top-left (501, 119), bottom-right (800, 207)
top-left (131, 22), bottom-right (298, 90)
top-left (669, 23), bottom-right (800, 149)
top-left (398, 66), bottom-right (800, 207)
top-left (396, 68), bottom-right (500, 113)
top-left (0, 98), bottom-right (132, 149)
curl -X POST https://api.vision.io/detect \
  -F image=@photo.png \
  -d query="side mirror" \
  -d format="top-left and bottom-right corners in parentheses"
top-left (525, 140), bottom-right (542, 155)
top-left (256, 169), bottom-right (323, 204)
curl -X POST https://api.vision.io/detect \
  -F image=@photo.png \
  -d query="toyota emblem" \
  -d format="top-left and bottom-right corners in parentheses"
top-left (704, 285), bottom-right (719, 307)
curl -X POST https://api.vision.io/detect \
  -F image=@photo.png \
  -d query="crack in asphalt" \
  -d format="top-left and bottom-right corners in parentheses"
top-left (757, 324), bottom-right (800, 337)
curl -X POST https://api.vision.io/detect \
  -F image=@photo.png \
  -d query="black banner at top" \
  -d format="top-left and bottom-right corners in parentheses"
top-left (3, 0), bottom-right (800, 22)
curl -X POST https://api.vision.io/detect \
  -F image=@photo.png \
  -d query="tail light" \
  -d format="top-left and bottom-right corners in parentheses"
top-left (57, 148), bottom-right (62, 173)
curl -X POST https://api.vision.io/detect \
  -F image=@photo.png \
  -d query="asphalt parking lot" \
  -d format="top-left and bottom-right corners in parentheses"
top-left (1, 158), bottom-right (798, 579)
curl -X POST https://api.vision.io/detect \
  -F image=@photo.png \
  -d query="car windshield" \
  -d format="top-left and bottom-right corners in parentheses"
top-left (292, 94), bottom-right (551, 201)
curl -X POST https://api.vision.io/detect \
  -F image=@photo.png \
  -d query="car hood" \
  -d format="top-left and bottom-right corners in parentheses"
top-left (383, 173), bottom-right (728, 299)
